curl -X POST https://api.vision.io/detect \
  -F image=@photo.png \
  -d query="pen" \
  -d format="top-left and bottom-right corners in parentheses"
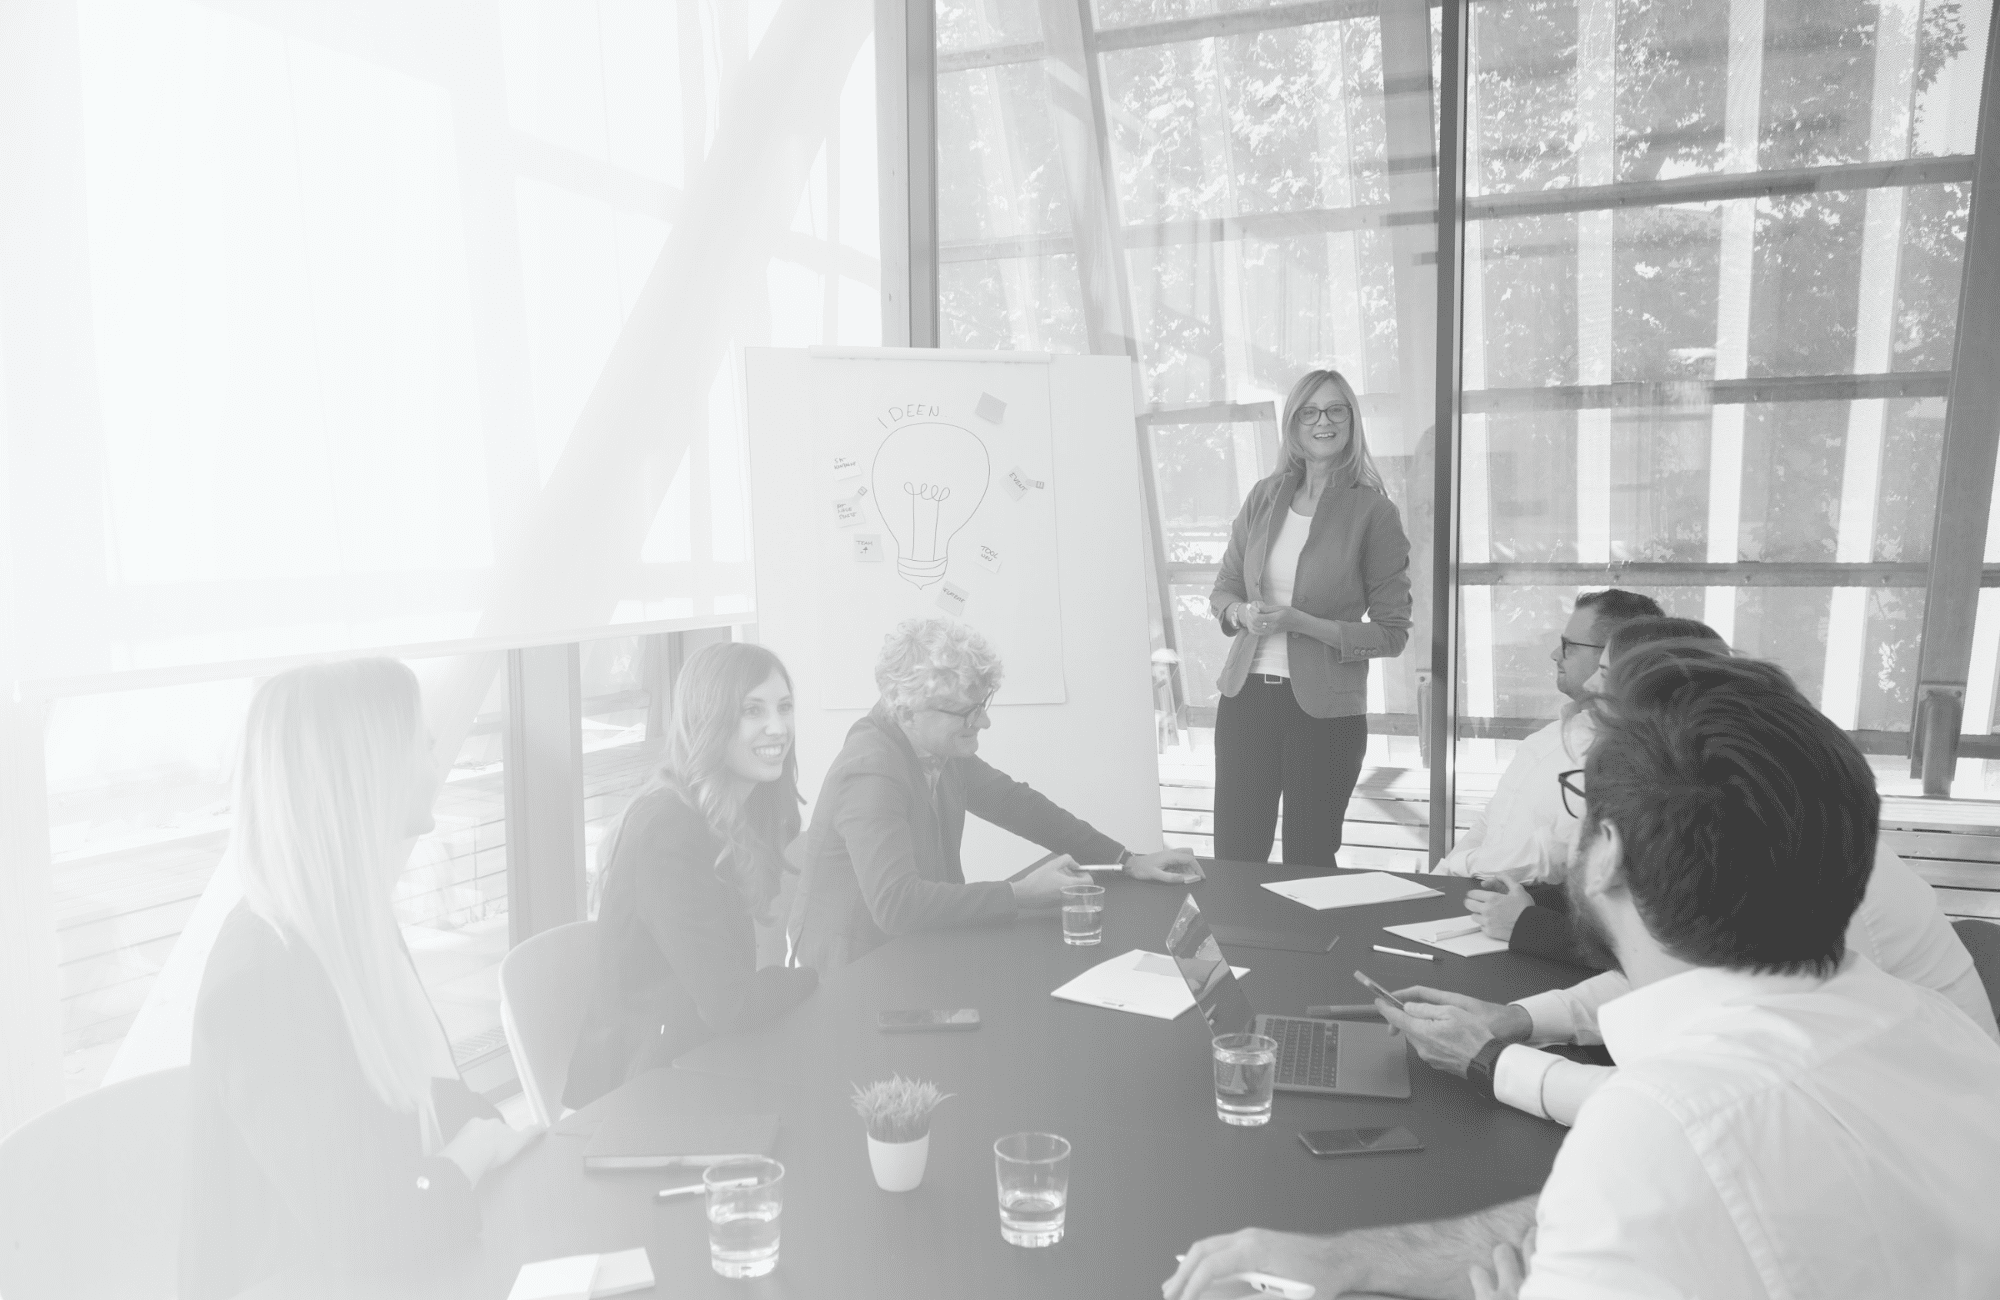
top-left (1373, 944), bottom-right (1434, 961)
top-left (657, 1183), bottom-right (705, 1201)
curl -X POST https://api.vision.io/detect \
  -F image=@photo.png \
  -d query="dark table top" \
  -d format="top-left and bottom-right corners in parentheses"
top-left (316, 862), bottom-right (1584, 1299)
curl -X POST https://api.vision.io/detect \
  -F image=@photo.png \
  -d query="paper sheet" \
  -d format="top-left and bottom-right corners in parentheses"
top-left (1261, 873), bottom-right (1443, 911)
top-left (1381, 915), bottom-right (1510, 957)
top-left (1050, 948), bottom-right (1248, 1020)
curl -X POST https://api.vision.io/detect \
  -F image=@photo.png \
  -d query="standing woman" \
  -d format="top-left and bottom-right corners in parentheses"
top-left (564, 642), bottom-right (818, 1108)
top-left (182, 660), bottom-right (541, 1298)
top-left (1209, 368), bottom-right (1411, 868)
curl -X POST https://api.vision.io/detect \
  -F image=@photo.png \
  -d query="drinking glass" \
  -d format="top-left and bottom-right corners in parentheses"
top-left (704, 1156), bottom-right (784, 1278)
top-left (1212, 1032), bottom-right (1278, 1126)
top-left (1060, 883), bottom-right (1105, 946)
top-left (993, 1132), bottom-right (1071, 1247)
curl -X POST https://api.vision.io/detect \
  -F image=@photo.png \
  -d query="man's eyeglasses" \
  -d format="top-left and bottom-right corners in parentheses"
top-left (1296, 403), bottom-right (1353, 426)
top-left (1557, 768), bottom-right (1586, 819)
top-left (933, 691), bottom-right (997, 721)
top-left (1559, 635), bottom-right (1605, 657)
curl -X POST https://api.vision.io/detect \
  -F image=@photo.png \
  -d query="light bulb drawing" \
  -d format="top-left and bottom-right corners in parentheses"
top-left (871, 421), bottom-right (990, 589)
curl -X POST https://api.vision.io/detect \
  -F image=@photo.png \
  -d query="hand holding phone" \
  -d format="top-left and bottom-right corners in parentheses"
top-left (877, 1008), bottom-right (981, 1033)
top-left (1351, 970), bottom-right (1407, 1009)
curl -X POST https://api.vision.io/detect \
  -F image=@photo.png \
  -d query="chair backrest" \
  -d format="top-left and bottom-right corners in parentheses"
top-left (1952, 918), bottom-right (2000, 1023)
top-left (499, 920), bottom-right (601, 1127)
top-left (0, 1066), bottom-right (188, 1300)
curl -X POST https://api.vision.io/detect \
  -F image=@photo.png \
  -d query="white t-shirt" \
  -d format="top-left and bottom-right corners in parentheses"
top-left (1519, 957), bottom-right (2000, 1299)
top-left (1248, 508), bottom-right (1312, 678)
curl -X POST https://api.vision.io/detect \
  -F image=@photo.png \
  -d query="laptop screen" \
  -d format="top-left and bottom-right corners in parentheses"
top-left (1165, 895), bottom-right (1257, 1035)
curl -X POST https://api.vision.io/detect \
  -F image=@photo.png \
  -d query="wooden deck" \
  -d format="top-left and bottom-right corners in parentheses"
top-left (1158, 743), bottom-right (2000, 921)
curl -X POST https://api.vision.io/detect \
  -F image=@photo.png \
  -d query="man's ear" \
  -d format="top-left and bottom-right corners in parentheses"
top-left (1579, 819), bottom-right (1625, 898)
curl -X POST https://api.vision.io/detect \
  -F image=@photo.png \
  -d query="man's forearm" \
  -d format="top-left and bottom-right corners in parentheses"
top-left (1331, 1195), bottom-right (1539, 1299)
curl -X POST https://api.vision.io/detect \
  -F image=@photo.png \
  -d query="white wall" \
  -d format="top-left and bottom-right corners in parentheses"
top-left (749, 351), bottom-right (1163, 880)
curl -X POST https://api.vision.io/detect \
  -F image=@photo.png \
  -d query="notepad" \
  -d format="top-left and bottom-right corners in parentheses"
top-left (1381, 915), bottom-right (1510, 957)
top-left (508, 1249), bottom-right (654, 1300)
top-left (1261, 872), bottom-right (1443, 911)
top-left (1050, 948), bottom-right (1248, 1020)
top-left (581, 1112), bottom-right (778, 1170)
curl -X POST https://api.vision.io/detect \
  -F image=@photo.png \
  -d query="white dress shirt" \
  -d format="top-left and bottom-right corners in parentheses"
top-left (1437, 711), bottom-right (1590, 884)
top-left (1520, 956), bottom-right (2000, 1299)
top-left (1248, 508), bottom-right (1311, 679)
top-left (1495, 842), bottom-right (2000, 1123)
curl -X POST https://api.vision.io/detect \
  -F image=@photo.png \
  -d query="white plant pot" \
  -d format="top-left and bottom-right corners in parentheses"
top-left (866, 1132), bottom-right (930, 1192)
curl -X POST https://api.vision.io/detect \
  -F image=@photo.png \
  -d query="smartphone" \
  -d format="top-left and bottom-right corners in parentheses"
top-left (1298, 1126), bottom-right (1425, 1157)
top-left (1351, 969), bottom-right (1407, 1009)
top-left (877, 1008), bottom-right (981, 1033)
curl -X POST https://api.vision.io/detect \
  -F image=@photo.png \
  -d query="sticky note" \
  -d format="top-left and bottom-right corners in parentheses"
top-left (853, 533), bottom-right (884, 562)
top-left (975, 392), bottom-right (1007, 424)
top-left (936, 580), bottom-right (970, 617)
top-left (507, 1254), bottom-right (597, 1300)
top-left (592, 1248), bottom-right (655, 1298)
top-left (1003, 467), bottom-right (1045, 500)
top-left (832, 496), bottom-right (866, 529)
top-left (975, 543), bottom-right (1002, 573)
top-left (830, 450), bottom-right (863, 480)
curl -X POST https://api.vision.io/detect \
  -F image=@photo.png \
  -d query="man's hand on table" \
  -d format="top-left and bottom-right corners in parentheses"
top-left (1010, 854), bottom-right (1090, 907)
top-left (1466, 875), bottom-right (1533, 940)
top-left (1471, 1225), bottom-right (1536, 1300)
top-left (1126, 847), bottom-right (1205, 884)
top-left (1377, 987), bottom-right (1533, 1079)
top-left (1162, 1228), bottom-right (1345, 1300)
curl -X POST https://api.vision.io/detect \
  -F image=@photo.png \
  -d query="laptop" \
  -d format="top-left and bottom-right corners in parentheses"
top-left (1166, 895), bottom-right (1410, 1099)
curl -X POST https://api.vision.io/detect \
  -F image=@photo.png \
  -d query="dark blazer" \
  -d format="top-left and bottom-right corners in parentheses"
top-left (565, 787), bottom-right (817, 1108)
top-left (181, 906), bottom-right (491, 1300)
top-left (1511, 884), bottom-right (1612, 971)
top-left (1209, 464), bottom-right (1412, 718)
top-left (786, 705), bottom-right (1125, 973)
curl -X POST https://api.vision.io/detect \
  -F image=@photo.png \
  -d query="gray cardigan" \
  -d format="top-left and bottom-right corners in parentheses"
top-left (1209, 465), bottom-right (1412, 718)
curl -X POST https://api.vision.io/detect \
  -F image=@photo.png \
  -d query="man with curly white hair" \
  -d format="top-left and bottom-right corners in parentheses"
top-left (787, 618), bottom-right (1203, 973)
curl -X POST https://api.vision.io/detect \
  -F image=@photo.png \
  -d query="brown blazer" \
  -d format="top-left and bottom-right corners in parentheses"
top-left (1209, 465), bottom-right (1412, 718)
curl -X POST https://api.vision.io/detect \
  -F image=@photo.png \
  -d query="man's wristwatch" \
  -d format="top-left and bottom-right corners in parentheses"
top-left (1466, 1037), bottom-right (1508, 1100)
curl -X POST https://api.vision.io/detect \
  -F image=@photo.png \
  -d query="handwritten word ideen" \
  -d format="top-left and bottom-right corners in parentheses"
top-left (876, 403), bottom-right (942, 428)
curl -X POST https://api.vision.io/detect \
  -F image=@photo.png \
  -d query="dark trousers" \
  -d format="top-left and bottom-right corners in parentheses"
top-left (1213, 677), bottom-right (1368, 870)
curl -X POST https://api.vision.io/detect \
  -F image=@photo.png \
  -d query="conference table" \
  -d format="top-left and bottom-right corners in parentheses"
top-left (349, 861), bottom-right (1586, 1298)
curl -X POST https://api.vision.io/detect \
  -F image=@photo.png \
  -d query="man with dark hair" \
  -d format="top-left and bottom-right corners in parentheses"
top-left (1165, 650), bottom-right (2000, 1300)
top-left (1436, 589), bottom-right (1662, 883)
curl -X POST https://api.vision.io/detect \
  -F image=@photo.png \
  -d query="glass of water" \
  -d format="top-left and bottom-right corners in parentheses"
top-left (1061, 883), bottom-right (1105, 946)
top-left (704, 1156), bottom-right (784, 1278)
top-left (1212, 1032), bottom-right (1278, 1127)
top-left (993, 1131), bottom-right (1071, 1247)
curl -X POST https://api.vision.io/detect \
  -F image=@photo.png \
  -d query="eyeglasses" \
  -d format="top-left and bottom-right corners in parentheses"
top-left (933, 691), bottom-right (997, 721)
top-left (1557, 768), bottom-right (1586, 819)
top-left (1296, 404), bottom-right (1353, 426)
top-left (1559, 635), bottom-right (1605, 657)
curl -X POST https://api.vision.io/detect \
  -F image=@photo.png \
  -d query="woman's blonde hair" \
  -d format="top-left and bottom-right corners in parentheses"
top-left (874, 618), bottom-right (1004, 715)
top-left (649, 642), bottom-right (802, 919)
top-left (233, 658), bottom-right (447, 1150)
top-left (1278, 368), bottom-right (1385, 494)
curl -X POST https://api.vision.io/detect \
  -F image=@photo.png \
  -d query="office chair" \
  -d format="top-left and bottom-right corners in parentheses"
top-left (0, 1066), bottom-right (188, 1300)
top-left (499, 920), bottom-right (601, 1128)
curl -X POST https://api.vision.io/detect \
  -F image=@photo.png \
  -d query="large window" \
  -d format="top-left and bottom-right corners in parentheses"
top-left (937, 0), bottom-right (1999, 838)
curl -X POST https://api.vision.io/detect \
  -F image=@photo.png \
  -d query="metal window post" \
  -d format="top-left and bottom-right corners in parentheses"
top-left (1426, 1), bottom-right (1471, 863)
top-left (1911, 3), bottom-right (2000, 797)
top-left (504, 645), bottom-right (586, 942)
top-left (879, 0), bottom-right (939, 348)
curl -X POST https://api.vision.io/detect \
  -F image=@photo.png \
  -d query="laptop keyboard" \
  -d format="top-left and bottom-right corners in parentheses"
top-left (1269, 1016), bottom-right (1340, 1089)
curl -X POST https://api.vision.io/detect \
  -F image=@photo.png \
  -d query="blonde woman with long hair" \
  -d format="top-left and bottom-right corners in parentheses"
top-left (564, 642), bottom-right (820, 1107)
top-left (181, 660), bottom-right (540, 1299)
top-left (1209, 368), bottom-right (1411, 869)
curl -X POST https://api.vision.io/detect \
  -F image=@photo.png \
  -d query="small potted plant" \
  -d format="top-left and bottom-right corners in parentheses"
top-left (850, 1075), bottom-right (951, 1192)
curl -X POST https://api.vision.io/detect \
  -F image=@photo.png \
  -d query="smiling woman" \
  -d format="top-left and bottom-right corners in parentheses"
top-left (563, 644), bottom-right (819, 1108)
